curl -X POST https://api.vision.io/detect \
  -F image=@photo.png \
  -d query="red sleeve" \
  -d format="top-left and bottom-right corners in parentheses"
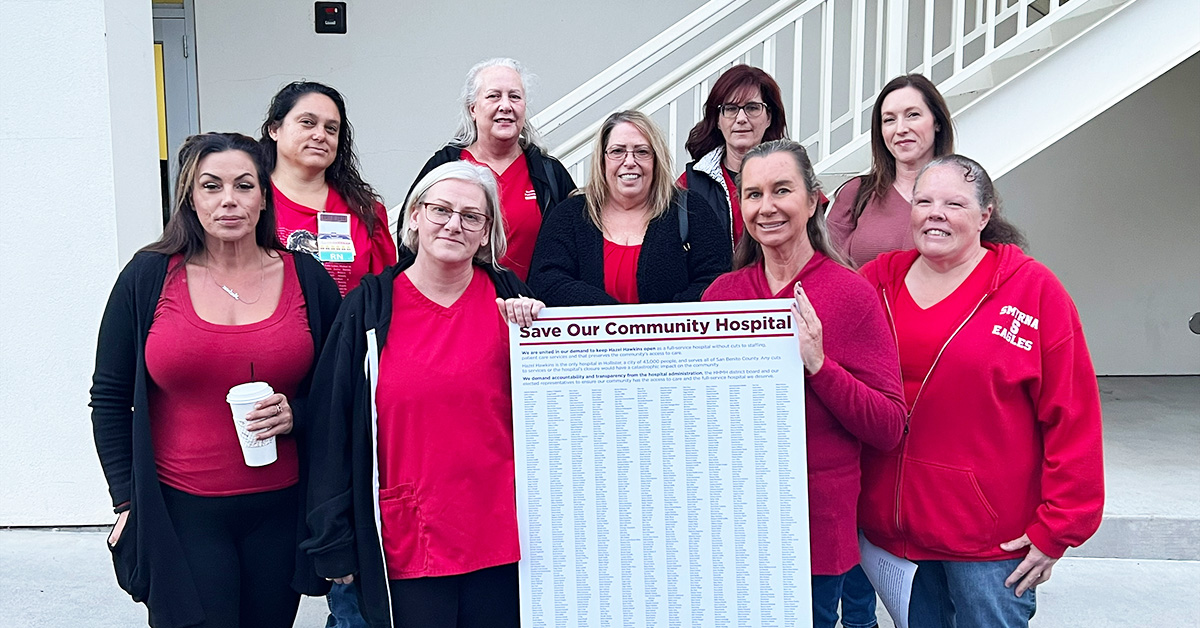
top-left (1023, 279), bottom-right (1105, 558)
top-left (369, 202), bottom-right (398, 272)
top-left (805, 285), bottom-right (906, 452)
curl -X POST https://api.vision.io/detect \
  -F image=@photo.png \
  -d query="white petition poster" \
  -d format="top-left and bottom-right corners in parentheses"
top-left (511, 300), bottom-right (812, 628)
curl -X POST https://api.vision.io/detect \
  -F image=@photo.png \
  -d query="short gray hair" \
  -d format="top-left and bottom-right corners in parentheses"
top-left (451, 57), bottom-right (545, 150)
top-left (400, 161), bottom-right (508, 269)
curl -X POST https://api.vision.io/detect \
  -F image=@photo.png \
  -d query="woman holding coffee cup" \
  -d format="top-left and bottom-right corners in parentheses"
top-left (89, 132), bottom-right (342, 628)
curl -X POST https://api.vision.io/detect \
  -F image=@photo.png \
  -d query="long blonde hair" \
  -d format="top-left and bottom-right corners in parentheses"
top-left (582, 110), bottom-right (677, 230)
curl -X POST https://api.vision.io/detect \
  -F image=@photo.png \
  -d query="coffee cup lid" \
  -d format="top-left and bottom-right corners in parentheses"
top-left (227, 381), bottom-right (274, 404)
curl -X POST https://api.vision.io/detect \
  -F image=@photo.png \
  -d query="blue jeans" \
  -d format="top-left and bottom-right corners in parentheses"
top-left (811, 573), bottom-right (844, 628)
top-left (325, 581), bottom-right (368, 628)
top-left (908, 558), bottom-right (1037, 628)
top-left (840, 564), bottom-right (879, 628)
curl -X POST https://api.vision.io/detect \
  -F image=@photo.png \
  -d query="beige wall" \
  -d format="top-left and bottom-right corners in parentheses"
top-left (997, 53), bottom-right (1200, 375)
top-left (192, 0), bottom-right (706, 209)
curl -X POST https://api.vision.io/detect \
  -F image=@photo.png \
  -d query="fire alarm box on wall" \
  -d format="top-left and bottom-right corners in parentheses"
top-left (315, 2), bottom-right (347, 34)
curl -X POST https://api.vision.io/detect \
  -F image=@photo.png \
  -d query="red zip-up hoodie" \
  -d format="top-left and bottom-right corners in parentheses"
top-left (858, 243), bottom-right (1104, 561)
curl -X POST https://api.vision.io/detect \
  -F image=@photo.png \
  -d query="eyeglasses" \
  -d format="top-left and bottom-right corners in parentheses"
top-left (420, 202), bottom-right (490, 232)
top-left (718, 101), bottom-right (768, 119)
top-left (605, 146), bottom-right (654, 162)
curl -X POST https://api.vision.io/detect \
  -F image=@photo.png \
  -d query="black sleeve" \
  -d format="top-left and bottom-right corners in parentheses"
top-left (292, 254), bottom-right (343, 437)
top-left (301, 290), bottom-right (366, 579)
top-left (88, 259), bottom-right (145, 510)
top-left (544, 156), bottom-right (578, 215)
top-left (527, 197), bottom-right (618, 307)
top-left (672, 190), bottom-right (732, 302)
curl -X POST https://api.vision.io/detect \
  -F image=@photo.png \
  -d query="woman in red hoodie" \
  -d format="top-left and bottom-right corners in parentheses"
top-left (702, 139), bottom-right (907, 628)
top-left (858, 154), bottom-right (1104, 627)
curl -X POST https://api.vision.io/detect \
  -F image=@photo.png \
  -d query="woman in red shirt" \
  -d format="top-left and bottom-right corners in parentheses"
top-left (260, 82), bottom-right (397, 297)
top-left (701, 139), bottom-right (906, 628)
top-left (91, 133), bottom-right (342, 627)
top-left (827, 74), bottom-right (954, 269)
top-left (407, 58), bottom-right (576, 281)
top-left (858, 155), bottom-right (1104, 628)
top-left (305, 161), bottom-right (543, 628)
top-left (529, 110), bottom-right (730, 306)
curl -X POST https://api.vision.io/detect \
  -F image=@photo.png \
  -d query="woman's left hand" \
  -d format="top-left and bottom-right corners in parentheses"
top-left (791, 282), bottom-right (825, 375)
top-left (246, 393), bottom-right (293, 439)
top-left (1001, 534), bottom-right (1059, 596)
top-left (497, 296), bottom-right (545, 328)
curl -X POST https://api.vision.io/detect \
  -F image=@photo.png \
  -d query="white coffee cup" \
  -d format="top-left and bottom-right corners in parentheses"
top-left (226, 382), bottom-right (277, 467)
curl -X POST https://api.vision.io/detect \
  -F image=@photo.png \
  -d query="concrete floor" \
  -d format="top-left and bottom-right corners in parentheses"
top-left (3, 376), bottom-right (1196, 626)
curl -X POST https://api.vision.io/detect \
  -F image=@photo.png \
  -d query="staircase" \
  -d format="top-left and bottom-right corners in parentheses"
top-left (533, 0), bottom-right (1200, 184)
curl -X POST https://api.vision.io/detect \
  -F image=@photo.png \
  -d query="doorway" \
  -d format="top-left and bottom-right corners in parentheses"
top-left (152, 1), bottom-right (200, 224)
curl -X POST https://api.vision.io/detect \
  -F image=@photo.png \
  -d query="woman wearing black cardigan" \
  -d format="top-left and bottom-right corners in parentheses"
top-left (528, 110), bottom-right (729, 305)
top-left (90, 133), bottom-right (341, 627)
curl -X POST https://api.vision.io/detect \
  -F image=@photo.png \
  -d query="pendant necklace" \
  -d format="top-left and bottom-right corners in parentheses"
top-left (206, 253), bottom-right (266, 304)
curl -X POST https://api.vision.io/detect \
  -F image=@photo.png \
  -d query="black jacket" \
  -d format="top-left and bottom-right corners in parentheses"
top-left (302, 252), bottom-right (530, 628)
top-left (527, 191), bottom-right (731, 306)
top-left (683, 148), bottom-right (737, 247)
top-left (405, 143), bottom-right (576, 216)
top-left (89, 251), bottom-right (342, 628)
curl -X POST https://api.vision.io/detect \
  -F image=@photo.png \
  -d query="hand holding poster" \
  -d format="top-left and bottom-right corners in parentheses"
top-left (510, 300), bottom-right (812, 627)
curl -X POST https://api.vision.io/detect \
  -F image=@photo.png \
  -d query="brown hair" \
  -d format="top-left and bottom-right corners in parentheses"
top-left (845, 73), bottom-right (954, 225)
top-left (685, 65), bottom-right (788, 161)
top-left (733, 139), bottom-right (848, 270)
top-left (915, 154), bottom-right (1027, 248)
top-left (143, 133), bottom-right (285, 266)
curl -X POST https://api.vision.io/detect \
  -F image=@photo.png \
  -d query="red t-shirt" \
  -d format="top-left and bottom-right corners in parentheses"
top-left (602, 239), bottom-right (642, 304)
top-left (375, 267), bottom-right (519, 578)
top-left (893, 250), bottom-right (999, 410)
top-left (274, 184), bottom-right (398, 296)
top-left (145, 254), bottom-right (310, 496)
top-left (462, 150), bottom-right (540, 281)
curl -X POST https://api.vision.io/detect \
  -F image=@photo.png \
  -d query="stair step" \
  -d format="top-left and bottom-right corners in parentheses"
top-left (1074, 515), bottom-right (1200, 561)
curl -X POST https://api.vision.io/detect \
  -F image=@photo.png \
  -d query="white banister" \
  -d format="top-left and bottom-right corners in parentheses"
top-left (530, 0), bottom-right (751, 136)
top-left (538, 0), bottom-right (1131, 180)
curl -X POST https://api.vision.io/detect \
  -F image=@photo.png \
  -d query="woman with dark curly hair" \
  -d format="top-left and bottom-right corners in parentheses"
top-left (260, 81), bottom-right (396, 297)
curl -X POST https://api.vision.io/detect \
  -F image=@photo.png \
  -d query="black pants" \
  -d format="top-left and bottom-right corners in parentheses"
top-left (160, 484), bottom-right (301, 628)
top-left (389, 562), bottom-right (519, 628)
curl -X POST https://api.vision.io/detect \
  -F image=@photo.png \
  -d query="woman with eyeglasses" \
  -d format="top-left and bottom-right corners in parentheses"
top-left (406, 58), bottom-right (576, 281)
top-left (679, 65), bottom-right (793, 249)
top-left (304, 161), bottom-right (544, 628)
top-left (528, 110), bottom-right (730, 306)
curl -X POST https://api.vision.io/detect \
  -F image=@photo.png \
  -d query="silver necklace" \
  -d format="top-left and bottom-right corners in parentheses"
top-left (205, 253), bottom-right (266, 304)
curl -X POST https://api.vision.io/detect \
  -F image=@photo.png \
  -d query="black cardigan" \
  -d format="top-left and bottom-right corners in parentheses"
top-left (302, 253), bottom-right (531, 628)
top-left (89, 250), bottom-right (342, 628)
top-left (527, 191), bottom-right (731, 306)
top-left (404, 143), bottom-right (577, 215)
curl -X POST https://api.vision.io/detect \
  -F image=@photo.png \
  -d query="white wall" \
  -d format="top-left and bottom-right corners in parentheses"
top-left (193, 1), bottom-right (701, 210)
top-left (0, 0), bottom-right (161, 525)
top-left (996, 53), bottom-right (1200, 375)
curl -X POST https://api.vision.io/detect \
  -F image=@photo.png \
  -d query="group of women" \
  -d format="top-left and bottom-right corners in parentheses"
top-left (90, 56), bottom-right (1104, 628)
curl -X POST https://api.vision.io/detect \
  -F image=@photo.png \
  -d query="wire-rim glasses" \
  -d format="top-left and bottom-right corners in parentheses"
top-left (421, 202), bottom-right (490, 232)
